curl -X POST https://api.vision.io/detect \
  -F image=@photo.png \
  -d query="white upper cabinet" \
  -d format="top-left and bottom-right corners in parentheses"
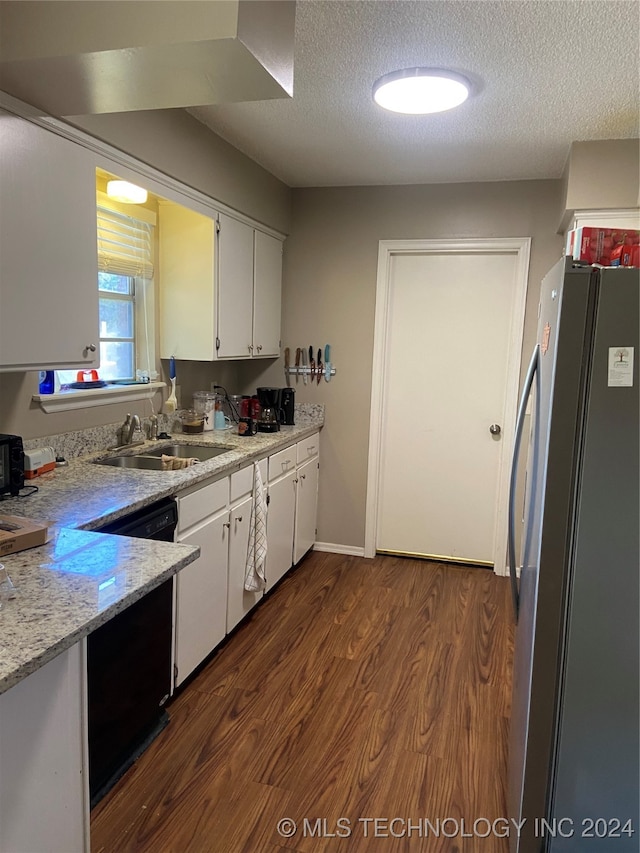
top-left (0, 112), bottom-right (99, 371)
top-left (216, 213), bottom-right (255, 359)
top-left (159, 207), bottom-right (283, 362)
top-left (217, 213), bottom-right (283, 360)
top-left (253, 230), bottom-right (283, 357)
top-left (159, 201), bottom-right (217, 360)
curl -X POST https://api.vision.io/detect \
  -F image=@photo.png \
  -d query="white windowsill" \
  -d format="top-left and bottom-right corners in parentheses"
top-left (32, 381), bottom-right (166, 413)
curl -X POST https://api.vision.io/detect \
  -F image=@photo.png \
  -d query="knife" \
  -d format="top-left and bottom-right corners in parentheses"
top-left (295, 347), bottom-right (301, 384)
top-left (317, 348), bottom-right (322, 384)
top-left (284, 347), bottom-right (290, 385)
top-left (309, 345), bottom-right (315, 380)
top-left (301, 347), bottom-right (308, 384)
top-left (324, 344), bottom-right (331, 381)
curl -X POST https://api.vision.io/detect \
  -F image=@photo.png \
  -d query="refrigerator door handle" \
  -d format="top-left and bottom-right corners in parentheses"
top-left (508, 344), bottom-right (540, 620)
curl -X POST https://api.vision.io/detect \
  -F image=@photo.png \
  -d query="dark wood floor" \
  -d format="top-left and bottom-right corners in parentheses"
top-left (92, 552), bottom-right (514, 853)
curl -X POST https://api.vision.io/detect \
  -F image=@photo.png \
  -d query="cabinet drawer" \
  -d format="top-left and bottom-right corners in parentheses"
top-left (296, 434), bottom-right (320, 464)
top-left (178, 477), bottom-right (229, 532)
top-left (268, 444), bottom-right (297, 483)
top-left (230, 459), bottom-right (267, 503)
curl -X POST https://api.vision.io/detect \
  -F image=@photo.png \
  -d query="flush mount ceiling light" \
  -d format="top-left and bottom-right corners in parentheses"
top-left (372, 68), bottom-right (470, 115)
top-left (106, 180), bottom-right (148, 204)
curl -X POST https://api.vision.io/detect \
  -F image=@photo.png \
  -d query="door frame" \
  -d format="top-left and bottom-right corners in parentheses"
top-left (364, 238), bottom-right (531, 574)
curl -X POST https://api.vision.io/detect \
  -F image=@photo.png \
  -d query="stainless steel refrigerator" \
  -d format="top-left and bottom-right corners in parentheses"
top-left (507, 257), bottom-right (639, 853)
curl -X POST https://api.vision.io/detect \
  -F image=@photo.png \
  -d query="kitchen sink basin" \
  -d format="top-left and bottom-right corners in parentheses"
top-left (95, 443), bottom-right (233, 470)
top-left (98, 455), bottom-right (166, 470)
top-left (139, 444), bottom-right (233, 461)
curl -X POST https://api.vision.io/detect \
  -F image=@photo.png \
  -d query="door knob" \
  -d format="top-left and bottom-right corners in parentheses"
top-left (489, 424), bottom-right (502, 435)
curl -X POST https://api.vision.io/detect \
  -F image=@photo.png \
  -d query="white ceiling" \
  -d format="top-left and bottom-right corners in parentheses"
top-left (189, 0), bottom-right (640, 187)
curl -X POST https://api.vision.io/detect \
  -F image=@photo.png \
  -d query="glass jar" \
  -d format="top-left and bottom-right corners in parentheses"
top-left (193, 391), bottom-right (216, 431)
top-left (227, 394), bottom-right (243, 422)
top-left (178, 409), bottom-right (206, 434)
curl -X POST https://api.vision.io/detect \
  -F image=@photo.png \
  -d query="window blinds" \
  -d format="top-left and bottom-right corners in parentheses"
top-left (97, 206), bottom-right (154, 279)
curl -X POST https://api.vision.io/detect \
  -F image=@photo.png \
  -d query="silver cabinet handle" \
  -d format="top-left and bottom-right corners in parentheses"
top-left (256, 344), bottom-right (262, 352)
top-left (223, 522), bottom-right (230, 529)
top-left (248, 345), bottom-right (253, 353)
top-left (489, 424), bottom-right (502, 435)
top-left (300, 473), bottom-right (306, 480)
top-left (235, 515), bottom-right (243, 523)
top-left (85, 343), bottom-right (97, 353)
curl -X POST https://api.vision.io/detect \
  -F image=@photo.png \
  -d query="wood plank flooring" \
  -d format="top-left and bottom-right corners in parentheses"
top-left (91, 552), bottom-right (514, 853)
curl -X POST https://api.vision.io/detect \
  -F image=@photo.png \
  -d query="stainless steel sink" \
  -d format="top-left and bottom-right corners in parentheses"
top-left (95, 443), bottom-right (233, 470)
top-left (98, 455), bottom-right (166, 470)
top-left (139, 444), bottom-right (233, 461)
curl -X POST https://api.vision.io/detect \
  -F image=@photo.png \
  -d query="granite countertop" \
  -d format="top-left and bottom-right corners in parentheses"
top-left (0, 411), bottom-right (323, 694)
top-left (3, 418), bottom-right (324, 531)
top-left (0, 528), bottom-right (198, 694)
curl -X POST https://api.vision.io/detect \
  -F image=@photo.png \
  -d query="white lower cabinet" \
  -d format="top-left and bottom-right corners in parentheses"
top-left (265, 443), bottom-right (297, 592)
top-left (173, 442), bottom-right (318, 681)
top-left (174, 478), bottom-right (229, 688)
top-left (266, 468), bottom-right (297, 592)
top-left (265, 433), bottom-right (320, 590)
top-left (226, 461), bottom-right (267, 631)
top-left (174, 511), bottom-right (228, 688)
top-left (226, 494), bottom-right (261, 631)
top-left (0, 641), bottom-right (89, 853)
top-left (294, 454), bottom-right (320, 564)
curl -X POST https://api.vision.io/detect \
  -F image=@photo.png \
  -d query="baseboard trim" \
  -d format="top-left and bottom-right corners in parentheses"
top-left (313, 542), bottom-right (367, 557)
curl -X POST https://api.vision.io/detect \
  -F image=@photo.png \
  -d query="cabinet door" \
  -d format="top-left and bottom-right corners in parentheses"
top-left (0, 642), bottom-right (88, 853)
top-left (265, 469), bottom-right (296, 592)
top-left (0, 112), bottom-right (98, 371)
top-left (159, 202), bottom-right (216, 360)
top-left (217, 214), bottom-right (254, 359)
top-left (253, 230), bottom-right (283, 358)
top-left (294, 456), bottom-right (320, 564)
top-left (175, 511), bottom-right (228, 687)
top-left (227, 495), bottom-right (262, 631)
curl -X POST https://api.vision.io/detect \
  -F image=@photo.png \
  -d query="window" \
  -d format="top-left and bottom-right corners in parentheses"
top-left (57, 195), bottom-right (156, 388)
top-left (98, 272), bottom-right (135, 380)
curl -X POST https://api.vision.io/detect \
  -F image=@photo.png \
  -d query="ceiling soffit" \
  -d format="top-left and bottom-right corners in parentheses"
top-left (0, 0), bottom-right (295, 115)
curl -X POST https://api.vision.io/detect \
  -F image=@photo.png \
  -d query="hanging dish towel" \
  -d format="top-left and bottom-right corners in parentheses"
top-left (244, 462), bottom-right (268, 591)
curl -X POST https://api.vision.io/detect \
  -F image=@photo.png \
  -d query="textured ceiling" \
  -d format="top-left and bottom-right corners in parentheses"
top-left (189, 0), bottom-right (640, 187)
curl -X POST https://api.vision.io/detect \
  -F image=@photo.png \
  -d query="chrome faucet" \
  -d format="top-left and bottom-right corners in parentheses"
top-left (115, 413), bottom-right (144, 450)
top-left (125, 414), bottom-right (141, 444)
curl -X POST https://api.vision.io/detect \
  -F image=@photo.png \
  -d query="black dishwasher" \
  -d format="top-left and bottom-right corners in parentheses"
top-left (88, 497), bottom-right (177, 807)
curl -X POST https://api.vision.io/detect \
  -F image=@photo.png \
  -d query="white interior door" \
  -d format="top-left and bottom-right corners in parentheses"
top-left (375, 246), bottom-right (527, 567)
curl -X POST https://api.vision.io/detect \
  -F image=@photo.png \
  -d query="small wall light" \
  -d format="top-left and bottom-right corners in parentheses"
top-left (372, 68), bottom-right (470, 114)
top-left (106, 180), bottom-right (148, 204)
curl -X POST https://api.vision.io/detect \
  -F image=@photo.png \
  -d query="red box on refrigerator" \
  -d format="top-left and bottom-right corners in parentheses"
top-left (610, 242), bottom-right (640, 267)
top-left (569, 227), bottom-right (640, 265)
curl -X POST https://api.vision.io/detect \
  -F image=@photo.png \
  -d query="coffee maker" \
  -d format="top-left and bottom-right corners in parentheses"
top-left (256, 387), bottom-right (282, 432)
top-left (280, 387), bottom-right (295, 425)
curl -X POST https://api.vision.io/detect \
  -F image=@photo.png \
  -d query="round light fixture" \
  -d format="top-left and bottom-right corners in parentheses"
top-left (106, 180), bottom-right (148, 204)
top-left (372, 68), bottom-right (470, 115)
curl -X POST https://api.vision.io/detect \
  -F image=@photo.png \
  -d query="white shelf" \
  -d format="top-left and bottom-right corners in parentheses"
top-left (32, 382), bottom-right (165, 413)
